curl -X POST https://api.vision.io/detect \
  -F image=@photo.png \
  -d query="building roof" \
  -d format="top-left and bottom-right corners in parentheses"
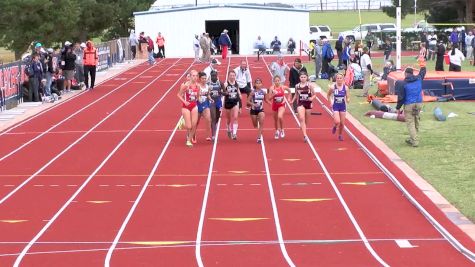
top-left (134, 4), bottom-right (308, 16)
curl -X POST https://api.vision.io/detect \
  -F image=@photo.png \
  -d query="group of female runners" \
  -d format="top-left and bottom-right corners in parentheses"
top-left (177, 67), bottom-right (349, 147)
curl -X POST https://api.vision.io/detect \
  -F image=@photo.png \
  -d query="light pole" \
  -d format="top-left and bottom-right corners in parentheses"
top-left (414, 0), bottom-right (417, 27)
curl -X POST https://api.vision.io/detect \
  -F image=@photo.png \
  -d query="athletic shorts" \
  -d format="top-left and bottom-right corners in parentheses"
top-left (250, 109), bottom-right (264, 116)
top-left (298, 101), bottom-right (313, 110)
top-left (198, 100), bottom-right (210, 113)
top-left (182, 102), bottom-right (197, 112)
top-left (224, 101), bottom-right (238, 110)
top-left (272, 102), bottom-right (285, 112)
top-left (239, 85), bottom-right (251, 95)
top-left (332, 103), bottom-right (346, 112)
top-left (211, 97), bottom-right (222, 110)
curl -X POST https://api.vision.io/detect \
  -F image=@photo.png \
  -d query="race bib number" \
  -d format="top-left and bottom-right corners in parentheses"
top-left (299, 94), bottom-right (309, 101)
top-left (254, 100), bottom-right (263, 109)
top-left (229, 92), bottom-right (238, 99)
top-left (335, 96), bottom-right (345, 104)
top-left (274, 96), bottom-right (284, 103)
top-left (200, 95), bottom-right (207, 103)
top-left (211, 90), bottom-right (220, 97)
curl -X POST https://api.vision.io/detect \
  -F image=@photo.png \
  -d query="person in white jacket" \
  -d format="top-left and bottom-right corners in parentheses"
top-left (193, 35), bottom-right (200, 63)
top-left (448, 44), bottom-right (465, 72)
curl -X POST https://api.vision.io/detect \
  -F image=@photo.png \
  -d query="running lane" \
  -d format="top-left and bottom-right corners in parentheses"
top-left (103, 58), bottom-right (233, 266)
top-left (261, 55), bottom-right (474, 266)
top-left (311, 93), bottom-right (475, 266)
top-left (0, 58), bottom-right (191, 266)
top-left (0, 61), bottom-right (157, 158)
top-left (196, 57), bottom-right (291, 267)
top-left (248, 56), bottom-right (383, 266)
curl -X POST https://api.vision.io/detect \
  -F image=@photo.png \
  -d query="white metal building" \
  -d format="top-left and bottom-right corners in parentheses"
top-left (134, 4), bottom-right (309, 57)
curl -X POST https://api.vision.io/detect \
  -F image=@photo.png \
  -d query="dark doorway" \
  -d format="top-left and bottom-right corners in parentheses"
top-left (205, 20), bottom-right (239, 54)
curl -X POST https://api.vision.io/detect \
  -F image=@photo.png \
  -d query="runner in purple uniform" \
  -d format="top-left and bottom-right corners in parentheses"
top-left (327, 73), bottom-right (350, 141)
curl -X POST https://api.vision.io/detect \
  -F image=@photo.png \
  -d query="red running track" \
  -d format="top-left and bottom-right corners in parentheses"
top-left (0, 56), bottom-right (473, 266)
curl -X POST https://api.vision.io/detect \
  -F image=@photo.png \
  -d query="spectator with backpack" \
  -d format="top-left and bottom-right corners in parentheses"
top-left (321, 39), bottom-right (334, 79)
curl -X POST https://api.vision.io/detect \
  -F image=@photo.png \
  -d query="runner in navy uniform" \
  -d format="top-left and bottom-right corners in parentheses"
top-left (292, 71), bottom-right (318, 142)
top-left (208, 71), bottom-right (223, 140)
top-left (222, 70), bottom-right (241, 140)
top-left (247, 78), bottom-right (269, 143)
top-left (327, 73), bottom-right (350, 141)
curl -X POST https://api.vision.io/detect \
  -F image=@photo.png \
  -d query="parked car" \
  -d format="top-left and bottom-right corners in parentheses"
top-left (309, 25), bottom-right (332, 41)
top-left (340, 23), bottom-right (396, 42)
top-left (404, 20), bottom-right (437, 33)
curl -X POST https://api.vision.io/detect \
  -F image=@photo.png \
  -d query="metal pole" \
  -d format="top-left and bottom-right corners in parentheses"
top-left (396, 0), bottom-right (402, 69)
top-left (414, 0), bottom-right (417, 27)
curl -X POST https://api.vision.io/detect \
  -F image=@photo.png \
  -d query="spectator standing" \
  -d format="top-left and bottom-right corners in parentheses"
top-left (200, 33), bottom-right (210, 63)
top-left (129, 30), bottom-right (138, 59)
top-left (74, 43), bottom-right (85, 88)
top-left (83, 40), bottom-right (98, 89)
top-left (288, 58), bottom-right (307, 112)
top-left (395, 59), bottom-right (427, 147)
top-left (465, 30), bottom-right (474, 65)
top-left (419, 43), bottom-right (427, 60)
top-left (460, 30), bottom-right (467, 56)
top-left (448, 44), bottom-right (465, 72)
top-left (234, 60), bottom-right (252, 109)
top-left (219, 29), bottom-right (232, 60)
top-left (450, 28), bottom-right (459, 46)
top-left (321, 39), bottom-right (333, 78)
top-left (204, 58), bottom-right (220, 81)
top-left (270, 36), bottom-right (281, 54)
top-left (435, 41), bottom-right (446, 71)
top-left (44, 48), bottom-right (55, 99)
top-left (383, 39), bottom-right (392, 61)
top-left (193, 34), bottom-right (200, 63)
top-left (335, 35), bottom-right (344, 67)
top-left (270, 54), bottom-right (290, 84)
top-left (287, 38), bottom-right (296, 54)
top-left (342, 40), bottom-right (351, 69)
top-left (314, 39), bottom-right (323, 78)
top-left (364, 30), bottom-right (377, 56)
top-left (62, 43), bottom-right (77, 92)
top-left (27, 53), bottom-right (43, 102)
top-left (360, 47), bottom-right (373, 97)
top-left (146, 36), bottom-right (155, 65)
top-left (156, 32), bottom-right (165, 58)
top-left (427, 32), bottom-right (438, 60)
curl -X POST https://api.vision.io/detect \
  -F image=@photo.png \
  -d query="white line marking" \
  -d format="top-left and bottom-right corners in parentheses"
top-left (195, 57), bottom-right (231, 267)
top-left (12, 59), bottom-right (191, 267)
top-left (0, 60), bottom-right (182, 206)
top-left (0, 61), bottom-right (157, 138)
top-left (250, 55), bottom-right (296, 267)
top-left (314, 96), bottom-right (475, 262)
top-left (0, 61), bottom-right (165, 162)
top-left (261, 55), bottom-right (389, 267)
top-left (395, 239), bottom-right (418, 248)
top-left (104, 62), bottom-right (195, 267)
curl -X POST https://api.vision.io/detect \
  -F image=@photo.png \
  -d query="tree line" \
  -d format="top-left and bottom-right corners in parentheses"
top-left (0, 0), bottom-right (155, 59)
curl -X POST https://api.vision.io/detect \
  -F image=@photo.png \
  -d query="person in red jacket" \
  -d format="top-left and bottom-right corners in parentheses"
top-left (83, 40), bottom-right (98, 89)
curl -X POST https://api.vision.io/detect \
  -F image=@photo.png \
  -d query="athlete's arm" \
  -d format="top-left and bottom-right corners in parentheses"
top-left (247, 91), bottom-right (254, 107)
top-left (177, 83), bottom-right (189, 105)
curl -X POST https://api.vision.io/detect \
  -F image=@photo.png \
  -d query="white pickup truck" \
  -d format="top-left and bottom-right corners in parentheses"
top-left (340, 23), bottom-right (396, 42)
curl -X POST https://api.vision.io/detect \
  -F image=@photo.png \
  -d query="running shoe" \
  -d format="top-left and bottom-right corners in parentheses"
top-left (331, 126), bottom-right (337, 135)
top-left (280, 129), bottom-right (285, 138)
top-left (338, 135), bottom-right (344, 141)
top-left (257, 137), bottom-right (262, 144)
top-left (274, 130), bottom-right (280, 139)
top-left (227, 130), bottom-right (232, 139)
top-left (232, 134), bottom-right (237, 140)
top-left (304, 136), bottom-right (309, 143)
top-left (186, 140), bottom-right (193, 147)
top-left (206, 137), bottom-right (212, 141)
top-left (192, 135), bottom-right (197, 144)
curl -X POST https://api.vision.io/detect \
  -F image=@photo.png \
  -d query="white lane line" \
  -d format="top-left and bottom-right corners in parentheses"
top-left (195, 57), bottom-right (231, 267)
top-left (249, 54), bottom-right (295, 267)
top-left (103, 62), bottom-right (195, 267)
top-left (0, 61), bottom-right (154, 137)
top-left (12, 59), bottom-right (191, 267)
top-left (0, 60), bottom-right (164, 162)
top-left (0, 59), bottom-right (182, 206)
top-left (314, 96), bottom-right (475, 262)
top-left (261, 55), bottom-right (390, 267)
top-left (104, 120), bottom-right (181, 267)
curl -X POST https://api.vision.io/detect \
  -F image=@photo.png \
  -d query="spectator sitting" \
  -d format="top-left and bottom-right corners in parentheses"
top-left (270, 36), bottom-right (281, 54)
top-left (254, 36), bottom-right (266, 52)
top-left (287, 38), bottom-right (296, 54)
